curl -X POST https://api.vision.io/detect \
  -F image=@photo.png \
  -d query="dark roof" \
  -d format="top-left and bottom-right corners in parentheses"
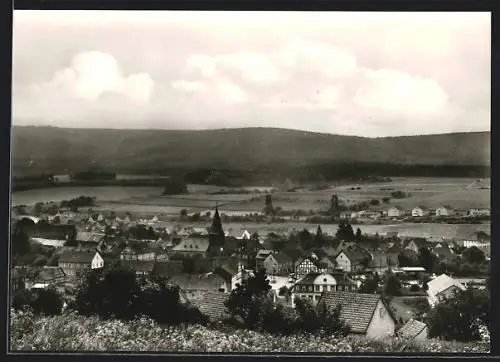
top-left (168, 273), bottom-right (227, 291)
top-left (58, 250), bottom-right (96, 263)
top-left (153, 260), bottom-right (183, 276)
top-left (190, 291), bottom-right (230, 321)
top-left (318, 291), bottom-right (395, 334)
top-left (295, 272), bottom-right (356, 286)
top-left (120, 260), bottom-right (155, 272)
top-left (76, 232), bottom-right (104, 243)
top-left (273, 252), bottom-right (293, 265)
top-left (339, 248), bottom-right (369, 263)
top-left (12, 266), bottom-right (66, 282)
top-left (172, 237), bottom-right (210, 252)
top-left (398, 319), bottom-right (427, 340)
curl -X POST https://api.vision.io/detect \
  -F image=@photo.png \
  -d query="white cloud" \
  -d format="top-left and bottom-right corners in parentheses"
top-left (354, 68), bottom-right (449, 114)
top-left (29, 51), bottom-right (155, 105)
top-left (12, 11), bottom-right (490, 136)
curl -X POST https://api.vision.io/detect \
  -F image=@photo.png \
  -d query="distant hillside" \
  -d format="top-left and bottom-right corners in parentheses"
top-left (11, 126), bottom-right (490, 178)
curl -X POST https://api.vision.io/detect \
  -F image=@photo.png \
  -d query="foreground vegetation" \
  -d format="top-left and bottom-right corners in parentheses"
top-left (10, 310), bottom-right (489, 353)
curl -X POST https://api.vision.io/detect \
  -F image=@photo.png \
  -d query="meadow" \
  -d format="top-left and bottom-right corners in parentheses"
top-left (10, 310), bottom-right (489, 353)
top-left (11, 177), bottom-right (490, 225)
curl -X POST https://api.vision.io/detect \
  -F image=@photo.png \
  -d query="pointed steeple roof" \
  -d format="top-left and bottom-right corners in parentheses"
top-left (210, 206), bottom-right (224, 235)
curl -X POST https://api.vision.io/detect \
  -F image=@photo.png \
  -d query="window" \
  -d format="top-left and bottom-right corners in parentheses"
top-left (315, 285), bottom-right (320, 292)
top-left (308, 286), bottom-right (313, 292)
top-left (322, 286), bottom-right (327, 291)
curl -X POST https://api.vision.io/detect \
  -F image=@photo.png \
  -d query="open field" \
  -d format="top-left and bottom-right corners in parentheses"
top-left (12, 177), bottom-right (490, 217)
top-left (11, 186), bottom-right (164, 206)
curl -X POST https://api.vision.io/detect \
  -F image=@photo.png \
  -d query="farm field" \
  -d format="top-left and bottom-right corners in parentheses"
top-left (153, 222), bottom-right (490, 240)
top-left (11, 186), bottom-right (164, 206)
top-left (12, 177), bottom-right (491, 216)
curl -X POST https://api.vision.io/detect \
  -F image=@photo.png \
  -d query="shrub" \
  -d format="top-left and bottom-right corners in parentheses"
top-left (426, 288), bottom-right (490, 342)
top-left (12, 287), bottom-right (63, 316)
top-left (10, 311), bottom-right (488, 352)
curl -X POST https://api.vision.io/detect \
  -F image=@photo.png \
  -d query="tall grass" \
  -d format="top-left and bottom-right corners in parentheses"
top-left (10, 309), bottom-right (489, 353)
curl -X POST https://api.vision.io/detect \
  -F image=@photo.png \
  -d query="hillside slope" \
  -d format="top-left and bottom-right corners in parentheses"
top-left (11, 126), bottom-right (490, 176)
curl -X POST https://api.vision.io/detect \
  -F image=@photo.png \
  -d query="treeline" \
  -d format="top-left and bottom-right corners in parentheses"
top-left (12, 163), bottom-right (490, 192)
top-left (70, 171), bottom-right (116, 181)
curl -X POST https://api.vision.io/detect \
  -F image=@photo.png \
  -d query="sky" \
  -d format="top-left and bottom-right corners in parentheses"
top-left (12, 11), bottom-right (491, 137)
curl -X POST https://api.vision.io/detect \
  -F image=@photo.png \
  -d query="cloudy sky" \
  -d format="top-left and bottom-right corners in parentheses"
top-left (12, 11), bottom-right (490, 137)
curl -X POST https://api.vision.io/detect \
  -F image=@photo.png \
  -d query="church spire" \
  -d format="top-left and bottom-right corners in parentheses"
top-left (209, 204), bottom-right (225, 247)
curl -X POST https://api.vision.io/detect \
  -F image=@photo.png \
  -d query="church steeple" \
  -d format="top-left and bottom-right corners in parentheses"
top-left (209, 205), bottom-right (225, 247)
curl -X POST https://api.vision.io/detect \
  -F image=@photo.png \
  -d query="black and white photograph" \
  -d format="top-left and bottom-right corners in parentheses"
top-left (9, 10), bottom-right (490, 354)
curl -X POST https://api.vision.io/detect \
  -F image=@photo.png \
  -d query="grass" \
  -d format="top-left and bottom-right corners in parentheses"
top-left (10, 310), bottom-right (489, 353)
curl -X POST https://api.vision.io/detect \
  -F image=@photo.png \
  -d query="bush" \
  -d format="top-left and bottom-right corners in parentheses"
top-left (10, 311), bottom-right (489, 352)
top-left (69, 265), bottom-right (204, 325)
top-left (410, 284), bottom-right (420, 292)
top-left (426, 288), bottom-right (490, 342)
top-left (12, 287), bottom-right (63, 316)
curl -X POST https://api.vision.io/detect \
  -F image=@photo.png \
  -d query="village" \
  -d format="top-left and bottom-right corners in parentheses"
top-left (10, 196), bottom-right (491, 343)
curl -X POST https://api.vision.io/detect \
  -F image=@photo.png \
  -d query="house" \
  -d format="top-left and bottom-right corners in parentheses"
top-left (317, 291), bottom-right (397, 339)
top-left (76, 232), bottom-right (104, 243)
top-left (58, 250), bottom-right (104, 277)
top-left (120, 260), bottom-right (155, 276)
top-left (291, 272), bottom-right (357, 305)
top-left (339, 211), bottom-right (354, 220)
top-left (168, 273), bottom-right (231, 301)
top-left (435, 206), bottom-right (453, 217)
top-left (190, 291), bottom-right (231, 322)
top-left (171, 236), bottom-right (210, 258)
top-left (432, 246), bottom-right (456, 263)
top-left (318, 255), bottom-right (337, 273)
top-left (403, 239), bottom-right (430, 254)
top-left (427, 274), bottom-right (466, 307)
top-left (387, 207), bottom-right (404, 218)
top-left (295, 256), bottom-right (321, 279)
top-left (398, 319), bottom-right (428, 342)
top-left (238, 230), bottom-right (251, 240)
top-left (411, 207), bottom-right (428, 217)
top-left (120, 246), bottom-right (138, 261)
top-left (12, 266), bottom-right (67, 290)
top-left (255, 249), bottom-right (274, 270)
top-left (262, 252), bottom-right (294, 276)
top-left (366, 250), bottom-right (389, 274)
top-left (152, 260), bottom-right (184, 277)
top-left (231, 269), bottom-right (254, 291)
top-left (334, 247), bottom-right (370, 273)
top-left (468, 208), bottom-right (490, 217)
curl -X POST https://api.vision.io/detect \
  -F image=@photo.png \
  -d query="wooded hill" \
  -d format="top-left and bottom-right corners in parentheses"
top-left (11, 126), bottom-right (490, 181)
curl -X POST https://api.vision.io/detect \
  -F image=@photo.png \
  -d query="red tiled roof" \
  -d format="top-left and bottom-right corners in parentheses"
top-left (318, 291), bottom-right (394, 334)
top-left (190, 291), bottom-right (230, 321)
top-left (398, 319), bottom-right (427, 340)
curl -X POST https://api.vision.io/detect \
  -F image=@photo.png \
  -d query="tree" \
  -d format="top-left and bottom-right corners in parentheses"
top-left (64, 238), bottom-right (79, 247)
top-left (355, 227), bottom-right (362, 241)
top-left (225, 269), bottom-right (271, 328)
top-left (264, 194), bottom-right (274, 215)
top-left (398, 250), bottom-right (419, 267)
top-left (358, 274), bottom-right (380, 294)
top-left (462, 246), bottom-right (485, 264)
top-left (329, 194), bottom-right (339, 213)
top-left (313, 225), bottom-right (325, 248)
top-left (384, 274), bottom-right (402, 296)
top-left (427, 288), bottom-right (490, 342)
top-left (180, 209), bottom-right (188, 218)
top-left (11, 225), bottom-right (32, 257)
top-left (162, 179), bottom-right (188, 195)
top-left (336, 223), bottom-right (355, 241)
top-left (369, 199), bottom-right (380, 206)
top-left (294, 298), bottom-right (351, 337)
top-left (12, 287), bottom-right (63, 316)
top-left (418, 247), bottom-right (436, 273)
top-left (382, 197), bottom-right (391, 204)
top-left (298, 228), bottom-right (313, 250)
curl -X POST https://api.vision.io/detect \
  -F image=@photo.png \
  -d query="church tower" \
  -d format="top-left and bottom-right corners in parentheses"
top-left (209, 205), bottom-right (225, 248)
